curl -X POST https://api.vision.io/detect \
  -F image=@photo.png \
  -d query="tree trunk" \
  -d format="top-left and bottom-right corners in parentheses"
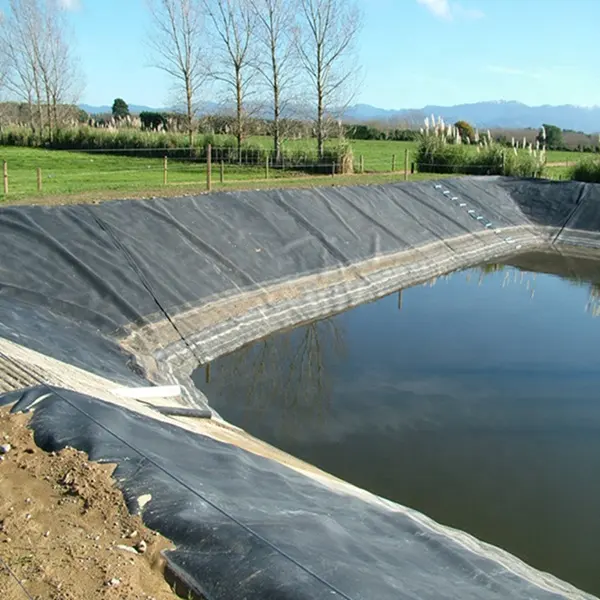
top-left (185, 77), bottom-right (194, 148)
top-left (270, 34), bottom-right (281, 164)
top-left (44, 83), bottom-right (53, 142)
top-left (273, 102), bottom-right (281, 164)
top-left (52, 95), bottom-right (58, 132)
top-left (236, 66), bottom-right (243, 164)
top-left (27, 95), bottom-right (35, 135)
top-left (317, 82), bottom-right (324, 159)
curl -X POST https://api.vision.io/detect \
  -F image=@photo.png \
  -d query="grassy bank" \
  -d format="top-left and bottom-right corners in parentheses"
top-left (0, 146), bottom-right (449, 205)
top-left (0, 143), bottom-right (594, 207)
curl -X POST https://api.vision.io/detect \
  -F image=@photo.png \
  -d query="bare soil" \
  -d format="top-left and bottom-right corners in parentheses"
top-left (0, 406), bottom-right (178, 600)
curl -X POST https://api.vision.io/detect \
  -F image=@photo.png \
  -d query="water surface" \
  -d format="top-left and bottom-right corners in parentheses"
top-left (194, 251), bottom-right (600, 596)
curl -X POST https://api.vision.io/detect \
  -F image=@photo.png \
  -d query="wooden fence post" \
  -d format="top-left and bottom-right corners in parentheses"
top-left (265, 155), bottom-right (269, 179)
top-left (392, 154), bottom-right (396, 172)
top-left (163, 156), bottom-right (168, 185)
top-left (332, 161), bottom-right (336, 177)
top-left (404, 149), bottom-right (409, 181)
top-left (360, 155), bottom-right (364, 174)
top-left (220, 160), bottom-right (224, 184)
top-left (206, 143), bottom-right (212, 191)
top-left (37, 167), bottom-right (42, 192)
top-left (3, 161), bottom-right (7, 195)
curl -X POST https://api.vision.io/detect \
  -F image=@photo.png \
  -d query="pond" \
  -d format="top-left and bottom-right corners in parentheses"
top-left (193, 251), bottom-right (600, 597)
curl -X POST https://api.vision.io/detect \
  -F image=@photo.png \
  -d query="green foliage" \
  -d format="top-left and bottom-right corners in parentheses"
top-left (111, 98), bottom-right (130, 120)
top-left (345, 124), bottom-right (385, 140)
top-left (344, 124), bottom-right (418, 142)
top-left (454, 120), bottom-right (475, 142)
top-left (538, 123), bottom-right (563, 150)
top-left (503, 150), bottom-right (545, 177)
top-left (416, 133), bottom-right (545, 177)
top-left (569, 159), bottom-right (600, 183)
top-left (140, 111), bottom-right (168, 131)
top-left (416, 135), bottom-right (471, 174)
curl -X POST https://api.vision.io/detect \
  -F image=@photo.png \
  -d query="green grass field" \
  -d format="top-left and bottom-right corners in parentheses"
top-left (0, 140), bottom-right (596, 205)
top-left (0, 145), bottom-right (449, 205)
top-left (249, 136), bottom-right (598, 169)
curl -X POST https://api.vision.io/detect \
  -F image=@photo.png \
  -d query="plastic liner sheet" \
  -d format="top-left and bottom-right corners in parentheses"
top-left (3, 387), bottom-right (594, 600)
top-left (3, 177), bottom-right (600, 599)
top-left (2, 176), bottom-right (599, 399)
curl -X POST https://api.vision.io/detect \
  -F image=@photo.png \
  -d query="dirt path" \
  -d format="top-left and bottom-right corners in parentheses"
top-left (0, 407), bottom-right (179, 600)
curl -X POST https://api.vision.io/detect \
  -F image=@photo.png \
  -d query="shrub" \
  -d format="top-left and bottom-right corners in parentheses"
top-left (569, 159), bottom-right (600, 183)
top-left (416, 121), bottom-right (546, 177)
top-left (454, 120), bottom-right (475, 143)
top-left (416, 134), bottom-right (471, 174)
top-left (140, 111), bottom-right (168, 131)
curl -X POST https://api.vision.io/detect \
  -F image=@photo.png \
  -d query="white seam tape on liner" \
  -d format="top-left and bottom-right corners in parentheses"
top-left (111, 385), bottom-right (181, 399)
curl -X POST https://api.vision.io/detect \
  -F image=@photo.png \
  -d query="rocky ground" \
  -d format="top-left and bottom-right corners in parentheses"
top-left (0, 406), bottom-right (180, 600)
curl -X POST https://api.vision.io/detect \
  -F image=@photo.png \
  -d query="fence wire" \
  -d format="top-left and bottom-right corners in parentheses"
top-left (0, 145), bottom-right (561, 198)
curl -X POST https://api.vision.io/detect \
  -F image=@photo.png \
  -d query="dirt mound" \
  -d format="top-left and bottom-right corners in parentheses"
top-left (0, 406), bottom-right (178, 600)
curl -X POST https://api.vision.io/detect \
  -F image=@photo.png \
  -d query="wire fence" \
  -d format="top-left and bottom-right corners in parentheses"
top-left (0, 144), bottom-right (563, 198)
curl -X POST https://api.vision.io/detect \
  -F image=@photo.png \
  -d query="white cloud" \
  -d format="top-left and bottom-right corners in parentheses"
top-left (417, 0), bottom-right (484, 21)
top-left (57, 0), bottom-right (81, 10)
top-left (417, 0), bottom-right (452, 20)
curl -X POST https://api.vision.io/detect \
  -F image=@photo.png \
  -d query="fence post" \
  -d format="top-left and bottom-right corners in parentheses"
top-left (360, 155), bottom-right (364, 174)
top-left (502, 150), bottom-right (506, 176)
top-left (220, 160), bottom-right (224, 184)
top-left (163, 156), bottom-right (168, 185)
top-left (206, 143), bottom-right (212, 192)
top-left (37, 167), bottom-right (42, 192)
top-left (332, 161), bottom-right (336, 177)
top-left (404, 149), bottom-right (409, 181)
top-left (392, 154), bottom-right (396, 172)
top-left (3, 161), bottom-right (7, 195)
top-left (265, 155), bottom-right (269, 179)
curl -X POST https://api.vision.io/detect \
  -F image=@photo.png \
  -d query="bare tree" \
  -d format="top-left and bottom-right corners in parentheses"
top-left (250, 0), bottom-right (297, 162)
top-left (296, 0), bottom-right (361, 158)
top-left (0, 0), bottom-right (82, 139)
top-left (203, 0), bottom-right (256, 156)
top-left (45, 7), bottom-right (83, 132)
top-left (148, 0), bottom-right (206, 146)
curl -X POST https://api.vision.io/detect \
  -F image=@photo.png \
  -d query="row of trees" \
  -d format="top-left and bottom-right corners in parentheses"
top-left (148, 0), bottom-right (362, 159)
top-left (0, 0), bottom-right (82, 140)
top-left (0, 0), bottom-right (362, 159)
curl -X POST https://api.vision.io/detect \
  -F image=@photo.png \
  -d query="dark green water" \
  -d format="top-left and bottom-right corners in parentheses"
top-left (193, 252), bottom-right (600, 596)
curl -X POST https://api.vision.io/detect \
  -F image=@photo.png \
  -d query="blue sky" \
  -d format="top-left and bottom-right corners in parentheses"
top-left (2, 0), bottom-right (597, 109)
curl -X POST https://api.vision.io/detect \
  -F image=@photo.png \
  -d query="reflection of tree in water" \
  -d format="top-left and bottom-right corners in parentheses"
top-left (208, 317), bottom-right (346, 435)
top-left (475, 261), bottom-right (600, 315)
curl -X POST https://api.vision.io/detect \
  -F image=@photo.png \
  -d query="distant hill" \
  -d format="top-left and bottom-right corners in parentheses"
top-left (343, 101), bottom-right (600, 133)
top-left (78, 100), bottom-right (600, 133)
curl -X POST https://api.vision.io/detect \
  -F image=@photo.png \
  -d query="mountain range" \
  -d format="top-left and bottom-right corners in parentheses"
top-left (79, 100), bottom-right (600, 133)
